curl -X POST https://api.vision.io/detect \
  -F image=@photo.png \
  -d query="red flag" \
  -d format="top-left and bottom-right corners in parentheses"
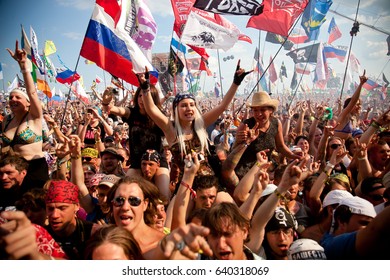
top-left (171, 0), bottom-right (196, 37)
top-left (96, 0), bottom-right (122, 28)
top-left (269, 56), bottom-right (278, 84)
top-left (247, 0), bottom-right (309, 37)
top-left (327, 17), bottom-right (342, 44)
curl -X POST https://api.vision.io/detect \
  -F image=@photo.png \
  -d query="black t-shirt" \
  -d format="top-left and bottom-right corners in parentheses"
top-left (123, 107), bottom-right (164, 169)
top-left (46, 218), bottom-right (93, 260)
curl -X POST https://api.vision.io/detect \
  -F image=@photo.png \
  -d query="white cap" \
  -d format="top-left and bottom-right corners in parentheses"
top-left (261, 184), bottom-right (278, 197)
top-left (287, 238), bottom-right (327, 260)
top-left (323, 190), bottom-right (353, 208)
top-left (339, 196), bottom-right (376, 218)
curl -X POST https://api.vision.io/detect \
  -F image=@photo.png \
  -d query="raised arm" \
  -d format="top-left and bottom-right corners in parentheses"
top-left (202, 60), bottom-right (252, 127)
top-left (7, 40), bottom-right (42, 120)
top-left (170, 152), bottom-right (199, 231)
top-left (101, 87), bottom-right (131, 118)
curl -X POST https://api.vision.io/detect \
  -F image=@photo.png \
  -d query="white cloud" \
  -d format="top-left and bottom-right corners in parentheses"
top-left (63, 32), bottom-right (83, 40)
top-left (56, 0), bottom-right (93, 10)
top-left (145, 0), bottom-right (173, 17)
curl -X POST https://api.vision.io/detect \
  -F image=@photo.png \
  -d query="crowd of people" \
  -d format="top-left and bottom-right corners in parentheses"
top-left (1, 41), bottom-right (390, 261)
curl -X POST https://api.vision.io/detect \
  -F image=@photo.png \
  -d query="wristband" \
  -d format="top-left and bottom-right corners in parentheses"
top-left (20, 69), bottom-right (31, 74)
top-left (357, 157), bottom-right (366, 161)
top-left (70, 154), bottom-right (81, 160)
top-left (326, 161), bottom-right (335, 169)
top-left (255, 161), bottom-right (262, 168)
top-left (274, 189), bottom-right (287, 200)
top-left (180, 181), bottom-right (197, 199)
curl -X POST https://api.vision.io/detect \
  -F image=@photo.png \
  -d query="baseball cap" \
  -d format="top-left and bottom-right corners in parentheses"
top-left (100, 147), bottom-right (125, 162)
top-left (338, 196), bottom-right (376, 218)
top-left (287, 238), bottom-right (327, 260)
top-left (98, 174), bottom-right (121, 188)
top-left (323, 190), bottom-right (353, 208)
top-left (265, 207), bottom-right (298, 232)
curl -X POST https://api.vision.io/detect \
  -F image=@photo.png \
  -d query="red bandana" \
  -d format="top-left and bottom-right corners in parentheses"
top-left (45, 180), bottom-right (79, 204)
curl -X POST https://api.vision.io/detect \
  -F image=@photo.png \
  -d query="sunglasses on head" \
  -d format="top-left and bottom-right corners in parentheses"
top-left (112, 196), bottom-right (142, 207)
top-left (330, 143), bottom-right (342, 149)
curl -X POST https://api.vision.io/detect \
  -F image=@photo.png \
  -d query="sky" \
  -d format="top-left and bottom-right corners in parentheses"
top-left (0, 0), bottom-right (389, 98)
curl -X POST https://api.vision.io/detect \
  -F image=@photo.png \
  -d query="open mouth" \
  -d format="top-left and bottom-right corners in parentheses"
top-left (218, 251), bottom-right (232, 260)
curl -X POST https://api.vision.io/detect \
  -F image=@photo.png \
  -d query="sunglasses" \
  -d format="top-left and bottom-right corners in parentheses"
top-left (330, 143), bottom-right (342, 149)
top-left (112, 196), bottom-right (142, 207)
top-left (83, 157), bottom-right (92, 162)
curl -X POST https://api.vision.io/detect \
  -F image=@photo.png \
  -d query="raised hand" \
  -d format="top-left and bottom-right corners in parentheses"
top-left (6, 40), bottom-right (27, 65)
top-left (233, 60), bottom-right (253, 86)
top-left (135, 66), bottom-right (150, 90)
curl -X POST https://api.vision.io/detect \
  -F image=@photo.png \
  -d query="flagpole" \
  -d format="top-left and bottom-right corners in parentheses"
top-left (257, 30), bottom-right (261, 92)
top-left (340, 0), bottom-right (361, 101)
top-left (217, 50), bottom-right (224, 98)
top-left (288, 41), bottom-right (318, 109)
top-left (60, 54), bottom-right (81, 127)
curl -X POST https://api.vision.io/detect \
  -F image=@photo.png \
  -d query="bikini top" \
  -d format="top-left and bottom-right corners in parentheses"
top-left (334, 120), bottom-right (353, 134)
top-left (2, 114), bottom-right (43, 147)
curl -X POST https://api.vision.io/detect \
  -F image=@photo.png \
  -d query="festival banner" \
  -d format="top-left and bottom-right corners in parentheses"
top-left (247, 0), bottom-right (309, 37)
top-left (193, 0), bottom-right (263, 16)
top-left (181, 11), bottom-right (240, 51)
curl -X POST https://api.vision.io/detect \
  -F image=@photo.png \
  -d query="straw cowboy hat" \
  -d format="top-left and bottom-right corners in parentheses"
top-left (246, 91), bottom-right (279, 111)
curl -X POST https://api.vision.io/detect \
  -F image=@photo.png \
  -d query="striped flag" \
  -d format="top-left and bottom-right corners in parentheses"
top-left (327, 17), bottom-right (342, 44)
top-left (80, 0), bottom-right (158, 87)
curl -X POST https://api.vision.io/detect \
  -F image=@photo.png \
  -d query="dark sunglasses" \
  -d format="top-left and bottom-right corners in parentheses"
top-left (112, 196), bottom-right (142, 207)
top-left (330, 143), bottom-right (342, 149)
top-left (83, 157), bottom-right (92, 162)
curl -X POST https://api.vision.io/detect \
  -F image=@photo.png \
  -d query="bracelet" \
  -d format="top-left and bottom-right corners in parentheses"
top-left (20, 68), bottom-right (31, 74)
top-left (95, 139), bottom-right (101, 143)
top-left (274, 189), bottom-right (287, 200)
top-left (357, 157), bottom-right (366, 161)
top-left (326, 161), bottom-right (335, 169)
top-left (180, 181), bottom-right (197, 199)
top-left (70, 154), bottom-right (81, 160)
top-left (323, 170), bottom-right (331, 177)
top-left (255, 161), bottom-right (262, 168)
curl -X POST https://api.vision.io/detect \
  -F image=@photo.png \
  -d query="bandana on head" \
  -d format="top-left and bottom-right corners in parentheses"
top-left (141, 149), bottom-right (161, 164)
top-left (81, 147), bottom-right (99, 159)
top-left (172, 93), bottom-right (195, 111)
top-left (45, 180), bottom-right (79, 204)
top-left (11, 87), bottom-right (30, 102)
top-left (265, 207), bottom-right (298, 232)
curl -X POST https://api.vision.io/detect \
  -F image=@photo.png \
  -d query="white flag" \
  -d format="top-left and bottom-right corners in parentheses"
top-left (7, 76), bottom-right (18, 92)
top-left (181, 11), bottom-right (239, 51)
top-left (30, 26), bottom-right (46, 74)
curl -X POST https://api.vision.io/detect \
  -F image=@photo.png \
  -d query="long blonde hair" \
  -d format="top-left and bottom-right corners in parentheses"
top-left (173, 101), bottom-right (209, 159)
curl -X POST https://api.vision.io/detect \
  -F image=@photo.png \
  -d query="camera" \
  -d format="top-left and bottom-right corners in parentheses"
top-left (197, 153), bottom-right (205, 162)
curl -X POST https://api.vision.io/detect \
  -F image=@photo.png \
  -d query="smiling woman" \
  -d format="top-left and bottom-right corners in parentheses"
top-left (1, 41), bottom-right (49, 189)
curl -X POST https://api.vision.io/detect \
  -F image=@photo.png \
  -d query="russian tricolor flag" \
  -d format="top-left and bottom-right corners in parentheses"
top-left (56, 68), bottom-right (80, 84)
top-left (80, 0), bottom-right (158, 87)
top-left (362, 78), bottom-right (380, 91)
top-left (323, 44), bottom-right (348, 62)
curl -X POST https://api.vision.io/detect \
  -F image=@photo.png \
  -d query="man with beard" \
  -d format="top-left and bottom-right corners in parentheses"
top-left (99, 147), bottom-right (126, 176)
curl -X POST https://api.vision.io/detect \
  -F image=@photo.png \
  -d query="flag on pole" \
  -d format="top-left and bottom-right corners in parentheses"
top-left (247, 0), bottom-right (309, 37)
top-left (70, 80), bottom-right (89, 103)
top-left (327, 17), bottom-right (342, 44)
top-left (30, 26), bottom-right (46, 75)
top-left (95, 75), bottom-right (102, 84)
top-left (31, 64), bottom-right (52, 98)
top-left (56, 68), bottom-right (81, 84)
top-left (181, 11), bottom-right (240, 51)
top-left (7, 76), bottom-right (19, 92)
top-left (362, 78), bottom-right (381, 91)
top-left (21, 25), bottom-right (32, 57)
top-left (301, 0), bottom-right (333, 42)
top-left (80, 0), bottom-right (158, 87)
top-left (128, 0), bottom-right (158, 61)
top-left (269, 56), bottom-right (278, 84)
top-left (171, 36), bottom-right (187, 53)
top-left (286, 43), bottom-right (320, 63)
top-left (280, 61), bottom-right (288, 79)
top-left (288, 28), bottom-right (309, 44)
top-left (323, 44), bottom-right (348, 62)
top-left (383, 73), bottom-right (389, 86)
top-left (44, 40), bottom-right (57, 56)
top-left (193, 0), bottom-right (264, 16)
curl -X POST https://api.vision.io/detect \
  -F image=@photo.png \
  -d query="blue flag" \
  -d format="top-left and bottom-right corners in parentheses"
top-left (301, 0), bottom-right (333, 42)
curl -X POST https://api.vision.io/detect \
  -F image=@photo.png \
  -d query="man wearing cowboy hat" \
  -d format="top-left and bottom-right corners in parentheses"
top-left (232, 91), bottom-right (300, 179)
